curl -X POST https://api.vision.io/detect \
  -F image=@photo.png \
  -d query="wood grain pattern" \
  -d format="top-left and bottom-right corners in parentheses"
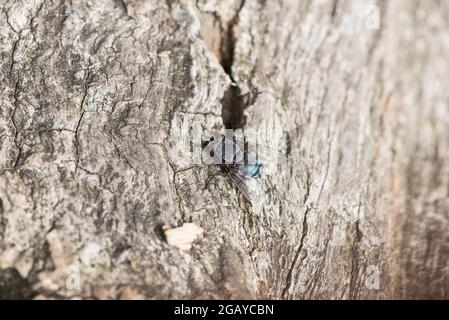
top-left (0, 0), bottom-right (447, 299)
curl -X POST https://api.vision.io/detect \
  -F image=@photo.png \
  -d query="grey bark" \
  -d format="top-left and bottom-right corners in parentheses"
top-left (0, 0), bottom-right (448, 299)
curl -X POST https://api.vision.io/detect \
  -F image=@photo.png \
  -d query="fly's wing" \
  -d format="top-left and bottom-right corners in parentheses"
top-left (224, 167), bottom-right (265, 206)
top-left (233, 137), bottom-right (288, 160)
top-left (224, 166), bottom-right (252, 204)
top-left (225, 166), bottom-right (296, 209)
top-left (233, 137), bottom-right (289, 176)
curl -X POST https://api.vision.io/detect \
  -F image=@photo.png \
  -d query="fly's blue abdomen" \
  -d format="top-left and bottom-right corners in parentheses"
top-left (237, 163), bottom-right (262, 178)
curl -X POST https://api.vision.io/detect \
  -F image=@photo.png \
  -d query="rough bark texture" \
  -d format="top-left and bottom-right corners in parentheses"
top-left (0, 0), bottom-right (448, 299)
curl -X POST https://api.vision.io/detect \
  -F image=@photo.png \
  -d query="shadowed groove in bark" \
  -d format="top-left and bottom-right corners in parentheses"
top-left (221, 85), bottom-right (246, 128)
top-left (281, 206), bottom-right (310, 299)
top-left (1, 0), bottom-right (448, 300)
top-left (0, 268), bottom-right (33, 299)
top-left (218, 1), bottom-right (246, 129)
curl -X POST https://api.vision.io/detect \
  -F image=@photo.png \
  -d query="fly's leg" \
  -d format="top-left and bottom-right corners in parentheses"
top-left (224, 166), bottom-right (253, 206)
top-left (203, 167), bottom-right (225, 190)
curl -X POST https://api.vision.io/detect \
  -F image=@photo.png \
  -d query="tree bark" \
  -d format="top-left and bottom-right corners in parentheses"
top-left (0, 0), bottom-right (448, 299)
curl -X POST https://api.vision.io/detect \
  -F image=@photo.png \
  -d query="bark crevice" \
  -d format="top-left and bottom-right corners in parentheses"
top-left (0, 0), bottom-right (447, 300)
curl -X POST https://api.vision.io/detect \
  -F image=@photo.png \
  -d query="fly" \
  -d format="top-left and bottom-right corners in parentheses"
top-left (203, 133), bottom-right (287, 205)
